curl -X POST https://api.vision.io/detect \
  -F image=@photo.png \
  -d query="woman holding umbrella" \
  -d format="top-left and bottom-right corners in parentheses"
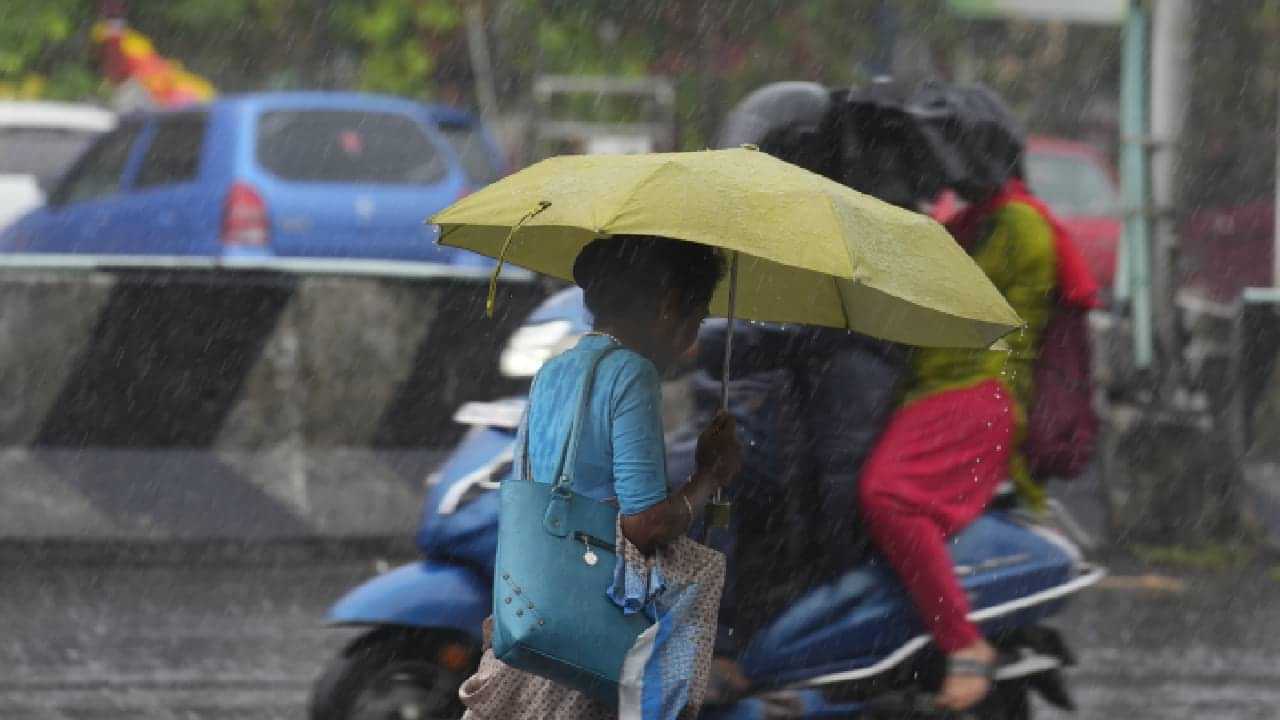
top-left (457, 235), bottom-right (743, 718)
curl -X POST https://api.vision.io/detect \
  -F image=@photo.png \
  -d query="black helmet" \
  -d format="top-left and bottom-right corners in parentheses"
top-left (829, 77), bottom-right (947, 208)
top-left (908, 82), bottom-right (1026, 201)
top-left (717, 79), bottom-right (942, 209)
top-left (716, 81), bottom-right (838, 178)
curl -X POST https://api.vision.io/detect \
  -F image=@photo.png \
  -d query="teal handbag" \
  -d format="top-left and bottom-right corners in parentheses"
top-left (491, 345), bottom-right (654, 707)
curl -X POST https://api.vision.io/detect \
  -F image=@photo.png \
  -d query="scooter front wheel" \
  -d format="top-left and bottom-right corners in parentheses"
top-left (309, 628), bottom-right (475, 720)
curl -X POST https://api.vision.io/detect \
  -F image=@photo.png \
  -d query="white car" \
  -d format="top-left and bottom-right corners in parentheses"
top-left (0, 101), bottom-right (116, 230)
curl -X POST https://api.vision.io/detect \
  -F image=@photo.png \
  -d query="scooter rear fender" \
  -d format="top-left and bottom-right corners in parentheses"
top-left (326, 561), bottom-right (488, 641)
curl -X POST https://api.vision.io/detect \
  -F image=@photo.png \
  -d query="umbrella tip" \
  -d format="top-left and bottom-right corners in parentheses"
top-left (740, 143), bottom-right (759, 151)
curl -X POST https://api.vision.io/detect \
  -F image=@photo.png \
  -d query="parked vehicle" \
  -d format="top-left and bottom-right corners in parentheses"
top-left (0, 101), bottom-right (115, 230)
top-left (424, 103), bottom-right (507, 190)
top-left (309, 288), bottom-right (1104, 720)
top-left (1024, 137), bottom-right (1122, 290)
top-left (1181, 199), bottom-right (1274, 305)
top-left (0, 92), bottom-right (503, 264)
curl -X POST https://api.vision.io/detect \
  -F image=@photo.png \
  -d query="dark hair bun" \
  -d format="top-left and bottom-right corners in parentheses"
top-left (573, 235), bottom-right (725, 322)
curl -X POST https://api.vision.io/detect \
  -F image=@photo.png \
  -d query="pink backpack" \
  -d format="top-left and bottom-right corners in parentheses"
top-left (947, 180), bottom-right (1102, 481)
top-left (1024, 304), bottom-right (1097, 480)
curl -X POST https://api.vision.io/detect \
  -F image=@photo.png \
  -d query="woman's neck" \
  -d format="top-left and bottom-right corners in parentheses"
top-left (593, 320), bottom-right (662, 368)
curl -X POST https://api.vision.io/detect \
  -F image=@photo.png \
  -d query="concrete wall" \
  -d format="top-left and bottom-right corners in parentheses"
top-left (0, 269), bottom-right (542, 541)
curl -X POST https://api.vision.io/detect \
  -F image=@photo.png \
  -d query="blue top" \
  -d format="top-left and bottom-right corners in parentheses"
top-left (519, 334), bottom-right (669, 516)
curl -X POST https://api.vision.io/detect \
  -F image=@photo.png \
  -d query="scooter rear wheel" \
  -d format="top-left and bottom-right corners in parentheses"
top-left (309, 628), bottom-right (473, 720)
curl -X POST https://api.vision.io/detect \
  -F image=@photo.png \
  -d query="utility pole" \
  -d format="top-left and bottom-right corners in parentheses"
top-left (1148, 0), bottom-right (1193, 392)
top-left (1274, 82), bottom-right (1280, 288)
top-left (1119, 1), bottom-right (1152, 370)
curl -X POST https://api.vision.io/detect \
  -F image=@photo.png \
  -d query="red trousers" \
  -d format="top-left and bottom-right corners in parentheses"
top-left (858, 379), bottom-right (1014, 653)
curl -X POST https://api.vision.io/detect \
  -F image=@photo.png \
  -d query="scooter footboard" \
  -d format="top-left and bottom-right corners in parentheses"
top-left (327, 561), bottom-right (489, 641)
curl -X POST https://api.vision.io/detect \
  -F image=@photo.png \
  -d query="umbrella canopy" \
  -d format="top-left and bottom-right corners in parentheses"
top-left (432, 147), bottom-right (1022, 349)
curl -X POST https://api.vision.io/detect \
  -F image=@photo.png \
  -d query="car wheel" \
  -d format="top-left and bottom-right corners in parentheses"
top-left (310, 629), bottom-right (474, 720)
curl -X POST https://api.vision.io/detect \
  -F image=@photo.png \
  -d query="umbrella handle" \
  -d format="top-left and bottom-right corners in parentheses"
top-left (709, 251), bottom-right (739, 530)
top-left (485, 201), bottom-right (551, 318)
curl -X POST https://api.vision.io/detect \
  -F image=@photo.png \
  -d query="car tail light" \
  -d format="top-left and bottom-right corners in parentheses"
top-left (221, 182), bottom-right (268, 247)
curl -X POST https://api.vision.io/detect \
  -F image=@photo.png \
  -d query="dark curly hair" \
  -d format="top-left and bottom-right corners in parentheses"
top-left (572, 235), bottom-right (725, 324)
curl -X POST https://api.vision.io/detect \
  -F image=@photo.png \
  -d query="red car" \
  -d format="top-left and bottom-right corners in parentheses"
top-left (1023, 137), bottom-right (1122, 290)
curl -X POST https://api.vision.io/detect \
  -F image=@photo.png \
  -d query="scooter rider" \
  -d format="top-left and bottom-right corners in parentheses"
top-left (693, 79), bottom-right (942, 655)
top-left (857, 82), bottom-right (1087, 712)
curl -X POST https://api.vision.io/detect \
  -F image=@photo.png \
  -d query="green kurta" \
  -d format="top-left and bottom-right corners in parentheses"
top-left (903, 201), bottom-right (1058, 505)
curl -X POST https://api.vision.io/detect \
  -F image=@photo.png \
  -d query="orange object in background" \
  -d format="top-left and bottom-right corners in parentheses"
top-left (91, 18), bottom-right (215, 109)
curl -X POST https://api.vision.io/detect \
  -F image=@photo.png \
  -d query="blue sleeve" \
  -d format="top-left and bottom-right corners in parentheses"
top-left (610, 357), bottom-right (669, 516)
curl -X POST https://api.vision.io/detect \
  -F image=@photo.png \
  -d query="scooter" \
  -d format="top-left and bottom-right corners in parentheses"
top-left (309, 288), bottom-right (1105, 720)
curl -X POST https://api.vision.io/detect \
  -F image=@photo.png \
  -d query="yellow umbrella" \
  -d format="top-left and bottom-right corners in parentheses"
top-left (432, 147), bottom-right (1022, 526)
top-left (432, 147), bottom-right (1022, 350)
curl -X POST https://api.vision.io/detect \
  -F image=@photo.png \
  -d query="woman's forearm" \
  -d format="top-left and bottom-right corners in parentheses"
top-left (620, 471), bottom-right (720, 553)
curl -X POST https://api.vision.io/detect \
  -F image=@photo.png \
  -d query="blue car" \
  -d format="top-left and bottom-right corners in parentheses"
top-left (0, 92), bottom-right (505, 264)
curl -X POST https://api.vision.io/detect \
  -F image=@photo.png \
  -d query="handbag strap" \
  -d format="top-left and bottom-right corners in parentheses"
top-left (518, 344), bottom-right (620, 492)
top-left (549, 344), bottom-right (620, 495)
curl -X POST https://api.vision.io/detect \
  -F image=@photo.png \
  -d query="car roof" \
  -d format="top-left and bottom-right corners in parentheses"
top-left (217, 91), bottom-right (452, 115)
top-left (0, 101), bottom-right (116, 132)
top-left (1027, 135), bottom-right (1106, 162)
top-left (105, 93), bottom-right (485, 128)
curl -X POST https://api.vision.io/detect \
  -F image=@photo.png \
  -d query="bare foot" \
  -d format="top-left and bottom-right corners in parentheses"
top-left (936, 639), bottom-right (997, 711)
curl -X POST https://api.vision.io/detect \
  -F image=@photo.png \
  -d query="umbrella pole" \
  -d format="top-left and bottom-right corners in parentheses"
top-left (720, 251), bottom-right (739, 409)
top-left (707, 251), bottom-right (738, 530)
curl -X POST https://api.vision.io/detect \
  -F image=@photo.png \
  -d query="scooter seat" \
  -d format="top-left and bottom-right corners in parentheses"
top-left (737, 512), bottom-right (1079, 687)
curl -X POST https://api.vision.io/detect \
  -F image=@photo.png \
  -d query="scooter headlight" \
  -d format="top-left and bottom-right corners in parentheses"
top-left (499, 320), bottom-right (577, 378)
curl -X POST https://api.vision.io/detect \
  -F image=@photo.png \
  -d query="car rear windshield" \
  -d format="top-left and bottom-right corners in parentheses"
top-left (1026, 153), bottom-right (1118, 218)
top-left (437, 122), bottom-right (500, 185)
top-left (0, 126), bottom-right (103, 189)
top-left (256, 110), bottom-right (447, 185)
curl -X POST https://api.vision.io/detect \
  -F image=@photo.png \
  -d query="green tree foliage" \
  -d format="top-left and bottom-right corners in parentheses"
top-left (330, 0), bottom-right (465, 97)
top-left (0, 0), bottom-right (100, 100)
top-left (1, 0), bottom-right (1274, 177)
top-left (1186, 0), bottom-right (1280, 205)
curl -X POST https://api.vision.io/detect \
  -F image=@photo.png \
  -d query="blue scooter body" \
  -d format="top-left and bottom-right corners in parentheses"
top-left (413, 424), bottom-right (516, 579)
top-left (328, 560), bottom-right (488, 641)
top-left (738, 513), bottom-right (1076, 686)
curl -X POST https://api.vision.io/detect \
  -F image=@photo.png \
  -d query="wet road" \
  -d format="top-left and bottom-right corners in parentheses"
top-left (3, 551), bottom-right (1279, 719)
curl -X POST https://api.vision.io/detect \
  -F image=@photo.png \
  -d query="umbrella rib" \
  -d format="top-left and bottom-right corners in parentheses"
top-left (833, 274), bottom-right (852, 330)
top-left (602, 159), bottom-right (677, 238)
